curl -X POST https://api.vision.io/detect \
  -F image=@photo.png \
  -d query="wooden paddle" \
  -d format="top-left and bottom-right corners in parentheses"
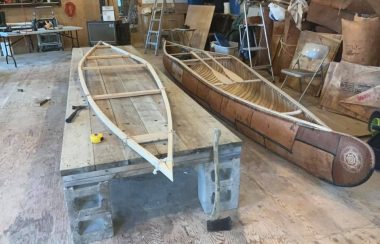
top-left (202, 51), bottom-right (244, 83)
top-left (190, 51), bottom-right (233, 84)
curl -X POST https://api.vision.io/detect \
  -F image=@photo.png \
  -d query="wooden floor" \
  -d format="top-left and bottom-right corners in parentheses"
top-left (0, 49), bottom-right (379, 243)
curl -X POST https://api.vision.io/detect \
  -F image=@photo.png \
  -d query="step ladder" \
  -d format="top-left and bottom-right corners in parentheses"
top-left (144, 0), bottom-right (175, 55)
top-left (239, 1), bottom-right (274, 81)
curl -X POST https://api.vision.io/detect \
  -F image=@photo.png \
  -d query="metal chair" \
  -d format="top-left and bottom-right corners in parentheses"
top-left (280, 42), bottom-right (329, 102)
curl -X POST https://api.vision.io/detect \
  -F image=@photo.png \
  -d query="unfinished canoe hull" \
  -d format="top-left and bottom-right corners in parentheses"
top-left (163, 41), bottom-right (374, 186)
top-left (79, 42), bottom-right (174, 181)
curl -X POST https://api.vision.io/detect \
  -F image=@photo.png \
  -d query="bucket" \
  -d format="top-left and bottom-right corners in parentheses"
top-left (211, 41), bottom-right (239, 56)
top-left (229, 0), bottom-right (240, 15)
top-left (188, 0), bottom-right (204, 5)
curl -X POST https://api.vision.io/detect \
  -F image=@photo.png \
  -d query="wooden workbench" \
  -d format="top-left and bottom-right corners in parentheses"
top-left (60, 46), bottom-right (242, 243)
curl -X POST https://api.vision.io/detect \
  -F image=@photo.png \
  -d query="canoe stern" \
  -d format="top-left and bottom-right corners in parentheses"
top-left (332, 136), bottom-right (375, 187)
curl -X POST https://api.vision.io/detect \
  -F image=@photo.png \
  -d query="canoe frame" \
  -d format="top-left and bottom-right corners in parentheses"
top-left (78, 41), bottom-right (174, 181)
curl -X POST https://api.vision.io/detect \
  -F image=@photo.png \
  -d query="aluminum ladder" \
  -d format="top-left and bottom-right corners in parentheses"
top-left (239, 1), bottom-right (274, 81)
top-left (144, 0), bottom-right (175, 55)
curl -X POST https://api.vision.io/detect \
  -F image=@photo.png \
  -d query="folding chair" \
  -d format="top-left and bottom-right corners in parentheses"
top-left (280, 42), bottom-right (329, 102)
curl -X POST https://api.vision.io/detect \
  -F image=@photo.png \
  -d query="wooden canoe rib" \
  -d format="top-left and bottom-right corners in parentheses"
top-left (163, 40), bottom-right (375, 187)
top-left (78, 41), bottom-right (174, 181)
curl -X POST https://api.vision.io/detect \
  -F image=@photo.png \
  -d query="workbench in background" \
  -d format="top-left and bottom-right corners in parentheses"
top-left (0, 26), bottom-right (82, 67)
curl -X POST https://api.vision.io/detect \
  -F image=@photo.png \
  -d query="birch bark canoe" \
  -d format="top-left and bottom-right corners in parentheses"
top-left (78, 42), bottom-right (174, 181)
top-left (163, 40), bottom-right (375, 187)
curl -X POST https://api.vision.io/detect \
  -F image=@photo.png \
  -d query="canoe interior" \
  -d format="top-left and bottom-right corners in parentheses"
top-left (83, 47), bottom-right (170, 158)
top-left (165, 45), bottom-right (321, 124)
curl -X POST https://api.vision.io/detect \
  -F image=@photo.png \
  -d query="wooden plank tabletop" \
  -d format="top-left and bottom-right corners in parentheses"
top-left (60, 46), bottom-right (241, 176)
top-left (0, 26), bottom-right (82, 37)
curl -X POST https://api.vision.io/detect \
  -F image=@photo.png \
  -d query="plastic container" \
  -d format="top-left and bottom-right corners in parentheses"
top-left (211, 41), bottom-right (239, 56)
top-left (229, 0), bottom-right (240, 15)
top-left (188, 0), bottom-right (204, 5)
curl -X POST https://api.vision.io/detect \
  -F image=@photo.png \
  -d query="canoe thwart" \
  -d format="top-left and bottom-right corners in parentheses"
top-left (131, 132), bottom-right (168, 144)
top-left (93, 89), bottom-right (162, 100)
top-left (86, 54), bottom-right (131, 60)
top-left (82, 64), bottom-right (146, 71)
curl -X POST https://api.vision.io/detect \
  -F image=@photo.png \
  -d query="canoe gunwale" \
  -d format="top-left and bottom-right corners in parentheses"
top-left (78, 41), bottom-right (174, 181)
top-left (163, 41), bottom-right (329, 132)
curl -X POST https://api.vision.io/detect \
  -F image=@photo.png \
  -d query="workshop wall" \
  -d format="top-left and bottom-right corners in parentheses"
top-left (1, 0), bottom-right (119, 52)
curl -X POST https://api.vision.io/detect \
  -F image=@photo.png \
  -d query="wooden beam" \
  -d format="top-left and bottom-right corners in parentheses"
top-left (93, 89), bottom-right (162, 100)
top-left (83, 64), bottom-right (146, 71)
top-left (131, 132), bottom-right (168, 144)
top-left (86, 55), bottom-right (130, 60)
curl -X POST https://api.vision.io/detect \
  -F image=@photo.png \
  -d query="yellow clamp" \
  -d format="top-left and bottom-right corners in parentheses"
top-left (90, 133), bottom-right (104, 144)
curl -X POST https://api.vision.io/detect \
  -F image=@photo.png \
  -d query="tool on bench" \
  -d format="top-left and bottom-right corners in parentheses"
top-left (90, 133), bottom-right (104, 144)
top-left (65, 105), bottom-right (87, 123)
top-left (207, 128), bottom-right (232, 232)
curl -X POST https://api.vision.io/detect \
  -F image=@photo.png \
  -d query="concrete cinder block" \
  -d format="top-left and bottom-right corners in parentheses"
top-left (198, 157), bottom-right (240, 214)
top-left (64, 181), bottom-right (114, 244)
top-left (64, 181), bottom-right (111, 218)
top-left (71, 212), bottom-right (114, 244)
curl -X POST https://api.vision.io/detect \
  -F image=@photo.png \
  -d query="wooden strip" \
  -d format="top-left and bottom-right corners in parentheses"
top-left (86, 55), bottom-right (130, 60)
top-left (282, 109), bottom-right (302, 116)
top-left (93, 89), bottom-right (161, 100)
top-left (182, 57), bottom-right (232, 63)
top-left (131, 132), bottom-right (168, 144)
top-left (171, 52), bottom-right (199, 56)
top-left (96, 45), bottom-right (112, 49)
top-left (240, 79), bottom-right (262, 83)
top-left (82, 64), bottom-right (146, 70)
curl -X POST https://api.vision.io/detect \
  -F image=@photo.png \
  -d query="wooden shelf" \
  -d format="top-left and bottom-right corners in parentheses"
top-left (0, 2), bottom-right (61, 8)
